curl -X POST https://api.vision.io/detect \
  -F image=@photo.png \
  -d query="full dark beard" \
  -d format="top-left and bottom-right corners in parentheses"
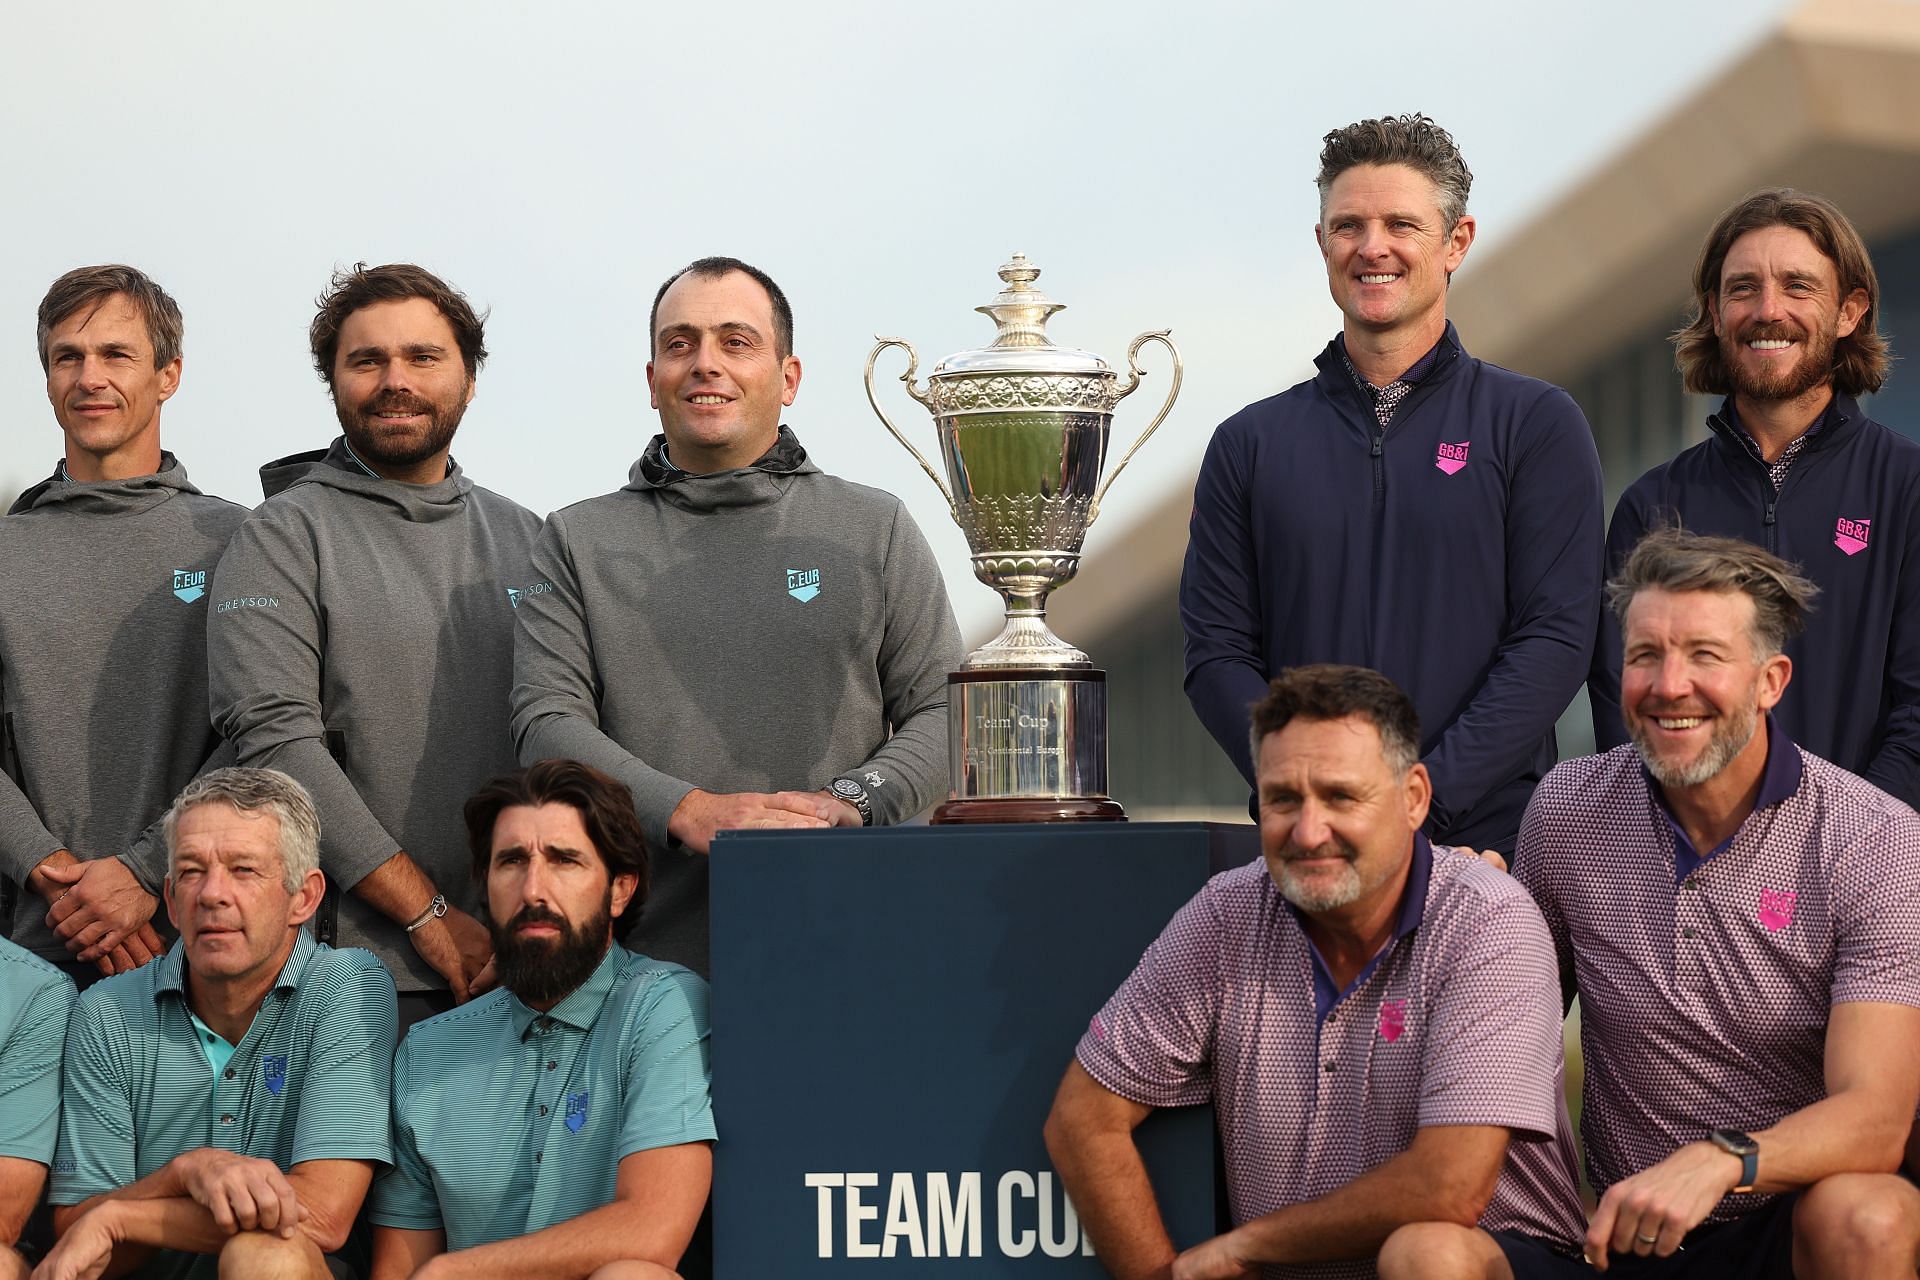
top-left (1721, 321), bottom-right (1837, 403)
top-left (490, 900), bottom-right (612, 1008)
top-left (336, 389), bottom-right (465, 469)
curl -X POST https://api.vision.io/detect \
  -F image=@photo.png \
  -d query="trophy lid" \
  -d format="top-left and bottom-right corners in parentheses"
top-left (931, 254), bottom-right (1113, 378)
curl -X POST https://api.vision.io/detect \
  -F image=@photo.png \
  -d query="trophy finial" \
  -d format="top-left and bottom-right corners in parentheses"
top-left (978, 252), bottom-right (1064, 348)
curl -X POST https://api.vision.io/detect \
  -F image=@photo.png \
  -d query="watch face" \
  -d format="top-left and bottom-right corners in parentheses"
top-left (832, 779), bottom-right (863, 801)
top-left (1711, 1127), bottom-right (1758, 1154)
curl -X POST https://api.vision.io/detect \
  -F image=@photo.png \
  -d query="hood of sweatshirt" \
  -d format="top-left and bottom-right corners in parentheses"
top-left (10, 451), bottom-right (207, 516)
top-left (258, 436), bottom-right (473, 523)
top-left (624, 425), bottom-right (822, 512)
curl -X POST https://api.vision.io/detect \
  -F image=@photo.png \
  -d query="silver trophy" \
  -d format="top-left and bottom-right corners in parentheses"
top-left (866, 254), bottom-right (1181, 822)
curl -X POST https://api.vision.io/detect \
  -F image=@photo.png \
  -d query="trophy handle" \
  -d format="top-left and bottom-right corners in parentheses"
top-left (865, 337), bottom-right (954, 507)
top-left (1091, 329), bottom-right (1183, 524)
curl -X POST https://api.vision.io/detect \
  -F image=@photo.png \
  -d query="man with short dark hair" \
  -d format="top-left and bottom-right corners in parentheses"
top-left (209, 263), bottom-right (544, 1027)
top-left (1591, 189), bottom-right (1920, 812)
top-left (510, 255), bottom-right (961, 975)
top-left (1045, 664), bottom-right (1585, 1279)
top-left (40, 767), bottom-right (396, 1280)
top-left (1182, 114), bottom-right (1604, 857)
top-left (0, 935), bottom-right (75, 1279)
top-left (1444, 528), bottom-right (1920, 1278)
top-left (1, 264), bottom-right (245, 982)
top-left (369, 759), bottom-right (713, 1280)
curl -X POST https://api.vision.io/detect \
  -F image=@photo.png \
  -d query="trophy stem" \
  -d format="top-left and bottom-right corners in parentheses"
top-left (966, 586), bottom-right (1090, 669)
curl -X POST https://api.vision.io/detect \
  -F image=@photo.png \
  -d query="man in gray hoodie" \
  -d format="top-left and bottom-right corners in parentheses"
top-left (208, 263), bottom-right (544, 1026)
top-left (511, 256), bottom-right (962, 977)
top-left (0, 265), bottom-right (246, 983)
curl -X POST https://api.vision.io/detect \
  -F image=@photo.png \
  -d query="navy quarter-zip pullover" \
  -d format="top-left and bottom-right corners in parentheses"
top-left (1591, 396), bottom-right (1920, 810)
top-left (1181, 324), bottom-right (1605, 852)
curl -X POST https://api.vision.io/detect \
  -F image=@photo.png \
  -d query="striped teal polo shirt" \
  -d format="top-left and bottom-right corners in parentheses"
top-left (372, 943), bottom-right (714, 1250)
top-left (52, 930), bottom-right (396, 1279)
top-left (0, 935), bottom-right (76, 1164)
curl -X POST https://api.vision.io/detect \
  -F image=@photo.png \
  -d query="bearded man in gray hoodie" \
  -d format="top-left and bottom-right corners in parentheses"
top-left (0, 265), bottom-right (246, 984)
top-left (209, 264), bottom-right (544, 1027)
top-left (510, 257), bottom-right (962, 977)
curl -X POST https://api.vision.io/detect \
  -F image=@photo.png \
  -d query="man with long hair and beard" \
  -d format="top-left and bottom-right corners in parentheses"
top-left (1590, 190), bottom-right (1920, 812)
top-left (370, 759), bottom-right (713, 1280)
top-left (209, 264), bottom-right (545, 1031)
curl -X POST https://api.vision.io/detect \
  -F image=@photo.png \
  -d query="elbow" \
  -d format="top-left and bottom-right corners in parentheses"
top-left (305, 1209), bottom-right (354, 1256)
top-left (1427, 1170), bottom-right (1500, 1230)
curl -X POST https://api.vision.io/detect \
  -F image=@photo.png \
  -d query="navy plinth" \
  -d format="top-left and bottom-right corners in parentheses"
top-left (709, 822), bottom-right (1257, 1275)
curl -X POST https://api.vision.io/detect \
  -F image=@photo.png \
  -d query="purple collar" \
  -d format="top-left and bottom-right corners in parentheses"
top-left (1645, 714), bottom-right (1803, 883)
top-left (1287, 831), bottom-right (1433, 1020)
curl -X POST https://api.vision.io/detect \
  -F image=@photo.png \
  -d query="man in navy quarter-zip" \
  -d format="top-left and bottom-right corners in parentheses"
top-left (1181, 115), bottom-right (1605, 857)
top-left (1590, 190), bottom-right (1920, 811)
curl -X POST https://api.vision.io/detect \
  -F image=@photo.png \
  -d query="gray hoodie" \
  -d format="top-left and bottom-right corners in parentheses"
top-left (0, 455), bottom-right (246, 959)
top-left (207, 439), bottom-right (541, 992)
top-left (511, 427), bottom-right (961, 975)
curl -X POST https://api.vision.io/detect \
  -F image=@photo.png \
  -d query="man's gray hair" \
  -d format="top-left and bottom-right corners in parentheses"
top-left (162, 767), bottom-right (322, 894)
top-left (1316, 113), bottom-right (1473, 231)
top-left (1607, 527), bottom-right (1820, 658)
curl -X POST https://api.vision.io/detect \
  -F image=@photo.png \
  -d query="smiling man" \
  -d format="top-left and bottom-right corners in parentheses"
top-left (369, 759), bottom-right (713, 1280)
top-left (510, 255), bottom-right (961, 977)
top-left (0, 265), bottom-right (247, 986)
top-left (40, 768), bottom-right (396, 1280)
top-left (1431, 528), bottom-right (1920, 1279)
top-left (1590, 190), bottom-right (1920, 812)
top-left (1045, 665), bottom-right (1586, 1280)
top-left (1181, 114), bottom-right (1604, 860)
top-left (209, 264), bottom-right (543, 1029)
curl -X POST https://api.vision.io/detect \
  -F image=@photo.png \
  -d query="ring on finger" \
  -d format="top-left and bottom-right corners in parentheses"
top-left (1635, 1231), bottom-right (1659, 1245)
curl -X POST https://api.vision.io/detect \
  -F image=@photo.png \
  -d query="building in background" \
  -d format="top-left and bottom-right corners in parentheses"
top-left (1050, 0), bottom-right (1920, 820)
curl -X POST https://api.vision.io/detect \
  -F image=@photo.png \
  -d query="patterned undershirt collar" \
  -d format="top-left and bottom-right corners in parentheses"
top-left (1339, 336), bottom-right (1443, 428)
top-left (1725, 398), bottom-right (1836, 491)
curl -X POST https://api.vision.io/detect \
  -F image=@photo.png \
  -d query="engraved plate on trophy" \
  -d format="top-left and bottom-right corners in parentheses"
top-left (865, 254), bottom-right (1181, 822)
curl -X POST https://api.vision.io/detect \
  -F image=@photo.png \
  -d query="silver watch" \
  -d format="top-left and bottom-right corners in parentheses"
top-left (829, 777), bottom-right (873, 826)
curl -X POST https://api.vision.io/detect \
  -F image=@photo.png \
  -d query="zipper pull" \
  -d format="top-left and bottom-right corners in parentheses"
top-left (1372, 434), bottom-right (1384, 458)
top-left (1765, 500), bottom-right (1777, 527)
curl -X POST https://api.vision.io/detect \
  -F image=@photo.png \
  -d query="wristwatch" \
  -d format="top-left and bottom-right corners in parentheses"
top-left (1708, 1127), bottom-right (1759, 1193)
top-left (829, 777), bottom-right (874, 826)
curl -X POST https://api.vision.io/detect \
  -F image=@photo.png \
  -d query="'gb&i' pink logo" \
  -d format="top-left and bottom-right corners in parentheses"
top-left (1759, 888), bottom-right (1798, 932)
top-left (1434, 441), bottom-right (1470, 475)
top-left (1377, 998), bottom-right (1408, 1043)
top-left (1835, 517), bottom-right (1872, 557)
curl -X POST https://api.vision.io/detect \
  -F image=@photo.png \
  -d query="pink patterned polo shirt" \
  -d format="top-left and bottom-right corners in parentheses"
top-left (1515, 731), bottom-right (1920, 1225)
top-left (1077, 837), bottom-right (1586, 1279)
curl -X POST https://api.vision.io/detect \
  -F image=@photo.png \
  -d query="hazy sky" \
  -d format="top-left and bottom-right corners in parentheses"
top-left (2, 0), bottom-right (1798, 638)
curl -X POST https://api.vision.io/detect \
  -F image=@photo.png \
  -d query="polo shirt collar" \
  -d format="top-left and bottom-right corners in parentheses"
top-left (508, 942), bottom-right (629, 1039)
top-left (154, 929), bottom-right (318, 1004)
top-left (1287, 831), bottom-right (1433, 1019)
top-left (1646, 713), bottom-right (1803, 882)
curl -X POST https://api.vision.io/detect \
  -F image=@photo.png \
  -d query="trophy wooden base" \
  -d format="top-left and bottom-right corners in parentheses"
top-left (931, 796), bottom-right (1127, 824)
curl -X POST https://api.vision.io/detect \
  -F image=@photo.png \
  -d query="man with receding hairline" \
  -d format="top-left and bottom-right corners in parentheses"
top-left (1046, 664), bottom-right (1585, 1279)
top-left (1182, 113), bottom-right (1604, 859)
top-left (511, 255), bottom-right (960, 977)
top-left (0, 264), bottom-right (245, 984)
top-left (1591, 188), bottom-right (1920, 812)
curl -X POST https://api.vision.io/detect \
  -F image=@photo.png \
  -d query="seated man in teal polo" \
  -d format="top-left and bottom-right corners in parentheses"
top-left (40, 768), bottom-right (397, 1280)
top-left (1, 935), bottom-right (76, 1279)
top-left (369, 759), bottom-right (715, 1280)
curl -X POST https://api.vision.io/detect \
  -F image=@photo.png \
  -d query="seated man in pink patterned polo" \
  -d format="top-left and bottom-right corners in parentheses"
top-left (1044, 664), bottom-right (1586, 1279)
top-left (1401, 528), bottom-right (1920, 1278)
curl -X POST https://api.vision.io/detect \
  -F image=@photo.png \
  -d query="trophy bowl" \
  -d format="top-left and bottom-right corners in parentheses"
top-left (865, 254), bottom-right (1180, 821)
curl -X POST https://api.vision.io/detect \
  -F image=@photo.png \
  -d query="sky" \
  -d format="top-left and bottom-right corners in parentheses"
top-left (1, 0), bottom-right (1800, 640)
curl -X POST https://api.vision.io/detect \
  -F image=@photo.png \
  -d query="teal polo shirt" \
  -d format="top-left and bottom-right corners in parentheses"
top-left (52, 931), bottom-right (396, 1280)
top-left (0, 935), bottom-right (76, 1164)
top-left (372, 944), bottom-right (714, 1250)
